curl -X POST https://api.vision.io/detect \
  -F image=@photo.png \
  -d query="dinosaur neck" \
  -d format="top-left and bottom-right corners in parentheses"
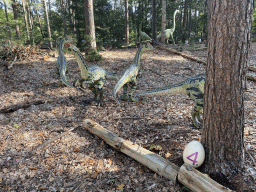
top-left (133, 46), bottom-right (144, 67)
top-left (172, 10), bottom-right (178, 31)
top-left (73, 49), bottom-right (89, 80)
top-left (59, 39), bottom-right (65, 55)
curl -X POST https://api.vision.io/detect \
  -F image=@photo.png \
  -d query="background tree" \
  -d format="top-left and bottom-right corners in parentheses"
top-left (124, 0), bottom-right (129, 45)
top-left (42, 0), bottom-right (52, 49)
top-left (152, 0), bottom-right (157, 45)
top-left (84, 0), bottom-right (96, 49)
top-left (160, 0), bottom-right (166, 44)
top-left (202, 0), bottom-right (253, 189)
top-left (11, 0), bottom-right (20, 39)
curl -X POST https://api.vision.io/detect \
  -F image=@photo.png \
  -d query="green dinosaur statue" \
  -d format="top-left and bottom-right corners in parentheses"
top-left (157, 10), bottom-right (180, 45)
top-left (55, 37), bottom-right (74, 87)
top-left (60, 44), bottom-right (118, 106)
top-left (134, 73), bottom-right (205, 128)
top-left (113, 44), bottom-right (154, 105)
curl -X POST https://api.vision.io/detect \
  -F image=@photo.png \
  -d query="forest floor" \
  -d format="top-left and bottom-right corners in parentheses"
top-left (0, 42), bottom-right (255, 192)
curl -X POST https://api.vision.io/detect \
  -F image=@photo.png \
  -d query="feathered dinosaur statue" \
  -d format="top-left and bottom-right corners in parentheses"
top-left (113, 43), bottom-right (154, 105)
top-left (60, 43), bottom-right (118, 106)
top-left (54, 37), bottom-right (74, 87)
top-left (134, 73), bottom-right (205, 128)
top-left (157, 9), bottom-right (180, 45)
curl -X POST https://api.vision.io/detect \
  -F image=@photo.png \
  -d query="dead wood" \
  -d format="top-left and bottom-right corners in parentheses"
top-left (81, 119), bottom-right (179, 183)
top-left (81, 119), bottom-right (234, 191)
top-left (248, 66), bottom-right (256, 72)
top-left (178, 164), bottom-right (233, 192)
top-left (247, 75), bottom-right (256, 82)
top-left (7, 56), bottom-right (17, 70)
top-left (156, 46), bottom-right (207, 65)
top-left (0, 100), bottom-right (45, 113)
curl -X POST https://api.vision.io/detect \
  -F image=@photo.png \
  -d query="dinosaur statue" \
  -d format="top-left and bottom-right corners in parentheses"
top-left (139, 31), bottom-right (152, 43)
top-left (113, 44), bottom-right (154, 105)
top-left (157, 9), bottom-right (180, 45)
top-left (60, 43), bottom-right (118, 106)
top-left (134, 73), bottom-right (205, 128)
top-left (55, 37), bottom-right (74, 87)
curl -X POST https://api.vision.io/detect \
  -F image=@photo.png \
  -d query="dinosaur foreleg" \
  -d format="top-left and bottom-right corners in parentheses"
top-left (171, 34), bottom-right (175, 45)
top-left (128, 80), bottom-right (138, 102)
top-left (121, 83), bottom-right (129, 101)
top-left (94, 80), bottom-right (105, 107)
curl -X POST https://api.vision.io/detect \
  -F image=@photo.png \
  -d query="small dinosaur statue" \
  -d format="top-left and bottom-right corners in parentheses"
top-left (60, 43), bottom-right (118, 106)
top-left (113, 44), bottom-right (154, 105)
top-left (157, 10), bottom-right (180, 45)
top-left (134, 73), bottom-right (205, 128)
top-left (55, 37), bottom-right (74, 87)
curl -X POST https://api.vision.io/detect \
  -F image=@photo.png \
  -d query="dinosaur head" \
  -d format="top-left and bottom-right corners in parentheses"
top-left (140, 43), bottom-right (154, 52)
top-left (60, 37), bottom-right (73, 49)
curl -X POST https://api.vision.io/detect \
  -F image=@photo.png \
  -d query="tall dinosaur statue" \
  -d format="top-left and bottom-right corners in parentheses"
top-left (139, 23), bottom-right (152, 43)
top-left (157, 9), bottom-right (180, 45)
top-left (55, 37), bottom-right (74, 87)
top-left (60, 43), bottom-right (118, 106)
top-left (113, 43), bottom-right (154, 105)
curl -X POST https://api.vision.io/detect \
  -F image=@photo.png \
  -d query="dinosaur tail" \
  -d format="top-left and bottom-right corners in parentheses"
top-left (112, 73), bottom-right (130, 105)
top-left (134, 81), bottom-right (186, 98)
top-left (106, 71), bottom-right (119, 80)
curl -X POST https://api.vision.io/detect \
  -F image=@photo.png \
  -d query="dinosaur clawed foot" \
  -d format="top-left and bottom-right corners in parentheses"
top-left (80, 98), bottom-right (105, 107)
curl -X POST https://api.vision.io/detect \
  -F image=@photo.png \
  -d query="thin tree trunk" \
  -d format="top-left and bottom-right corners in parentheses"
top-left (182, 0), bottom-right (188, 42)
top-left (27, 0), bottom-right (35, 45)
top-left (67, 0), bottom-right (75, 34)
top-left (161, 0), bottom-right (166, 44)
top-left (60, 0), bottom-right (68, 36)
top-left (152, 0), bottom-right (157, 45)
top-left (202, 0), bottom-right (253, 190)
top-left (84, 0), bottom-right (96, 49)
top-left (4, 0), bottom-right (12, 39)
top-left (125, 0), bottom-right (129, 45)
top-left (11, 0), bottom-right (20, 39)
top-left (34, 0), bottom-right (43, 36)
top-left (22, 0), bottom-right (30, 41)
top-left (42, 0), bottom-right (53, 49)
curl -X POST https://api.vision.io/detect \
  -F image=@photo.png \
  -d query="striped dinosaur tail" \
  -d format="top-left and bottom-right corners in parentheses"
top-left (112, 73), bottom-right (130, 105)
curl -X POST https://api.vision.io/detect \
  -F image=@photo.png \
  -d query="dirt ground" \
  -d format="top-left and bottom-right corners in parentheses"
top-left (0, 43), bottom-right (255, 192)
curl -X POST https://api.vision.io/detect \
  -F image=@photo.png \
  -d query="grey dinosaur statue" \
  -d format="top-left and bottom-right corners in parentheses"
top-left (113, 44), bottom-right (154, 105)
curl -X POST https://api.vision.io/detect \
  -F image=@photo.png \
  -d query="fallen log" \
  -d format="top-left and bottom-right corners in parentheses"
top-left (178, 164), bottom-right (233, 192)
top-left (157, 46), bottom-right (256, 82)
top-left (81, 119), bottom-right (233, 192)
top-left (156, 46), bottom-right (207, 65)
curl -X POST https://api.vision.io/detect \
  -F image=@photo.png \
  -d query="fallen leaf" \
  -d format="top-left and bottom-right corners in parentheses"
top-left (91, 172), bottom-right (98, 179)
top-left (116, 184), bottom-right (125, 191)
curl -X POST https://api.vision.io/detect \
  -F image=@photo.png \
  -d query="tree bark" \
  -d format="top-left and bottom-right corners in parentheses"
top-left (22, 0), bottom-right (30, 41)
top-left (4, 0), bottom-right (11, 39)
top-left (84, 0), bottom-right (96, 49)
top-left (60, 0), bottom-right (68, 36)
top-left (42, 0), bottom-right (53, 49)
top-left (202, 0), bottom-right (253, 189)
top-left (161, 0), bottom-right (166, 45)
top-left (11, 0), bottom-right (20, 39)
top-left (152, 0), bottom-right (157, 45)
top-left (124, 0), bottom-right (129, 45)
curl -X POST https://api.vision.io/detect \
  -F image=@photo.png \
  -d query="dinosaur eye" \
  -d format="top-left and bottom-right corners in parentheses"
top-left (68, 48), bottom-right (71, 51)
top-left (145, 45), bottom-right (148, 48)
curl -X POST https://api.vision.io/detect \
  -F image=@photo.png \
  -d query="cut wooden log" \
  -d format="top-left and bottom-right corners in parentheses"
top-left (178, 164), bottom-right (233, 192)
top-left (81, 119), bottom-right (233, 191)
top-left (156, 46), bottom-right (207, 65)
top-left (81, 119), bottom-right (179, 182)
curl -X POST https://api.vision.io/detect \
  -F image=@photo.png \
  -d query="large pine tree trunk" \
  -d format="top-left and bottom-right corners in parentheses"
top-left (125, 0), bottom-right (129, 45)
top-left (84, 0), bottom-right (96, 49)
top-left (11, 0), bottom-right (20, 39)
top-left (42, 0), bottom-right (53, 49)
top-left (202, 0), bottom-right (253, 189)
top-left (161, 0), bottom-right (166, 45)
